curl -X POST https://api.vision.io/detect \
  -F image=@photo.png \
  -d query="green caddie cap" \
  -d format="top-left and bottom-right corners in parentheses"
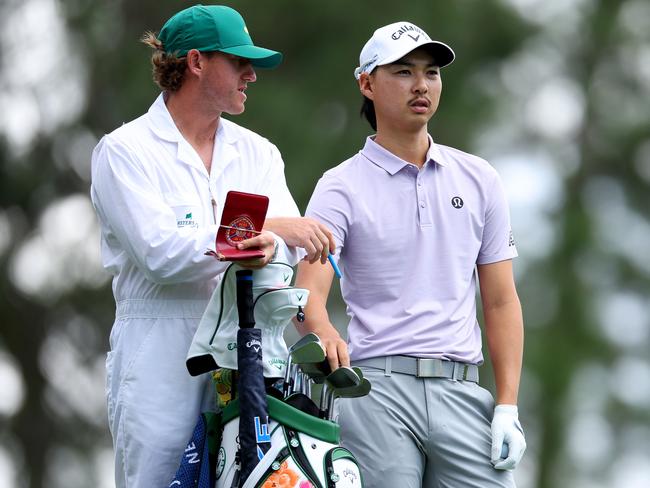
top-left (158, 4), bottom-right (282, 68)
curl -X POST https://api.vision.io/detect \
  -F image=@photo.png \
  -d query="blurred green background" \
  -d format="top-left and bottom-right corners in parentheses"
top-left (1, 0), bottom-right (649, 486)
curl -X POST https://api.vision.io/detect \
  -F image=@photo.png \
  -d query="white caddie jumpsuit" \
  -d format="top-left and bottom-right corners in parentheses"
top-left (90, 94), bottom-right (300, 488)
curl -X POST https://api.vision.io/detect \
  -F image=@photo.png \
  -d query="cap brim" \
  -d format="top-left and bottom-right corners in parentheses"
top-left (219, 45), bottom-right (283, 69)
top-left (379, 40), bottom-right (455, 69)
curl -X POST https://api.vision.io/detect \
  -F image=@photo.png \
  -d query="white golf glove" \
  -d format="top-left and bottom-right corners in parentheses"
top-left (490, 404), bottom-right (526, 470)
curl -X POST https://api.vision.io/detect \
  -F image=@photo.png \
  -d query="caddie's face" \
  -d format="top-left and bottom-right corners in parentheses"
top-left (361, 47), bottom-right (441, 132)
top-left (199, 52), bottom-right (257, 115)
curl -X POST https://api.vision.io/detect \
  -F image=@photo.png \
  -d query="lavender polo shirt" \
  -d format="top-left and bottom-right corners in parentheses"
top-left (306, 136), bottom-right (517, 364)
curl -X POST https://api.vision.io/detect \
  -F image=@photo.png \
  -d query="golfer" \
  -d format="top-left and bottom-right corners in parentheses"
top-left (295, 21), bottom-right (526, 487)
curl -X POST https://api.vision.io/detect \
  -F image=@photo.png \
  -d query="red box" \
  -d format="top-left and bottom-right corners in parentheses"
top-left (214, 191), bottom-right (269, 261)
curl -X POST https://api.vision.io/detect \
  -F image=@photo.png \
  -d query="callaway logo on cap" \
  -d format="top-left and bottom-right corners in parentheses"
top-left (354, 21), bottom-right (455, 79)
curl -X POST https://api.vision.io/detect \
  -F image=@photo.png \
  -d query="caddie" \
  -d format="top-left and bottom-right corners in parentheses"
top-left (295, 21), bottom-right (526, 487)
top-left (90, 4), bottom-right (334, 487)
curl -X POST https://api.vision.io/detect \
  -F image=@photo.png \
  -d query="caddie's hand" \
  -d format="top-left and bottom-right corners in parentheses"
top-left (265, 217), bottom-right (335, 265)
top-left (236, 231), bottom-right (277, 269)
top-left (315, 325), bottom-right (349, 372)
top-left (490, 404), bottom-right (526, 470)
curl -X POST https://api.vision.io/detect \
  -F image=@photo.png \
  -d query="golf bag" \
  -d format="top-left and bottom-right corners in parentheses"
top-left (217, 395), bottom-right (363, 488)
top-left (170, 396), bottom-right (363, 488)
top-left (172, 257), bottom-right (365, 487)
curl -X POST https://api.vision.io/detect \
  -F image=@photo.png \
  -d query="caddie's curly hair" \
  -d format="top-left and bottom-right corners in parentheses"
top-left (141, 31), bottom-right (187, 92)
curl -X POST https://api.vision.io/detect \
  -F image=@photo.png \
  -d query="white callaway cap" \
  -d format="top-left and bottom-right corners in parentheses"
top-left (354, 21), bottom-right (455, 80)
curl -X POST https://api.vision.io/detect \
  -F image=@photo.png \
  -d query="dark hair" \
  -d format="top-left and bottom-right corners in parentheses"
top-left (141, 31), bottom-right (187, 92)
top-left (360, 96), bottom-right (377, 131)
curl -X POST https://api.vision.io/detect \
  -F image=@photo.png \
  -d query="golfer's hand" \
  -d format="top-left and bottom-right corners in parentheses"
top-left (265, 217), bottom-right (335, 265)
top-left (315, 324), bottom-right (350, 372)
top-left (236, 231), bottom-right (277, 269)
top-left (491, 404), bottom-right (526, 470)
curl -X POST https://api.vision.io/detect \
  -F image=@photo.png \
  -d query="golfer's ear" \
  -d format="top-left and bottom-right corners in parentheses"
top-left (358, 72), bottom-right (374, 101)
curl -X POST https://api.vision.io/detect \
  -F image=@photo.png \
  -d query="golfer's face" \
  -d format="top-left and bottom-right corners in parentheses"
top-left (371, 48), bottom-right (442, 130)
top-left (201, 52), bottom-right (256, 115)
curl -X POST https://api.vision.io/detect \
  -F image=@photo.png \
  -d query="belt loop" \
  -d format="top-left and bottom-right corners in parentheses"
top-left (462, 364), bottom-right (469, 381)
top-left (384, 356), bottom-right (392, 377)
top-left (451, 361), bottom-right (459, 382)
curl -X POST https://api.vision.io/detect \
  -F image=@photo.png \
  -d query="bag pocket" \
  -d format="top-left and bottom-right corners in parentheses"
top-left (324, 447), bottom-right (363, 488)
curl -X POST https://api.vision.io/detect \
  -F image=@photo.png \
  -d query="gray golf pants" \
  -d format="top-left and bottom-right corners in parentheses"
top-left (335, 365), bottom-right (516, 488)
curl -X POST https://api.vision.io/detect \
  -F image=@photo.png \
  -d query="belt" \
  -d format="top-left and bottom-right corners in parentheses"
top-left (352, 356), bottom-right (479, 383)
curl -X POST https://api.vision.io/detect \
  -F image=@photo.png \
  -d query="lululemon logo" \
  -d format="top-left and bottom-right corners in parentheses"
top-left (451, 197), bottom-right (464, 209)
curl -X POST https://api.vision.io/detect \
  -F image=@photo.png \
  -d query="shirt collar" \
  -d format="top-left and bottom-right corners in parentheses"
top-left (146, 93), bottom-right (182, 142)
top-left (146, 93), bottom-right (238, 145)
top-left (360, 134), bottom-right (447, 175)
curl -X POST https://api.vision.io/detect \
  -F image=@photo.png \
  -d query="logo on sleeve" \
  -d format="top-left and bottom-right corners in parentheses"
top-left (451, 196), bottom-right (464, 209)
top-left (508, 230), bottom-right (515, 247)
top-left (176, 209), bottom-right (198, 228)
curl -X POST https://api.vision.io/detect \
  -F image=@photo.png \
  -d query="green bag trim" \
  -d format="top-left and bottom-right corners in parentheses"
top-left (221, 395), bottom-right (340, 444)
top-left (330, 447), bottom-right (356, 462)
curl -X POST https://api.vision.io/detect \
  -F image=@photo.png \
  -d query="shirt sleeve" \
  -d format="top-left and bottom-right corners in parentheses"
top-left (305, 173), bottom-right (351, 256)
top-left (90, 135), bottom-right (228, 284)
top-left (476, 170), bottom-right (518, 265)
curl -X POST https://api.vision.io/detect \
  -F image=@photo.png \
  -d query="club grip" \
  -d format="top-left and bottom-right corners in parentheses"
top-left (236, 270), bottom-right (255, 328)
